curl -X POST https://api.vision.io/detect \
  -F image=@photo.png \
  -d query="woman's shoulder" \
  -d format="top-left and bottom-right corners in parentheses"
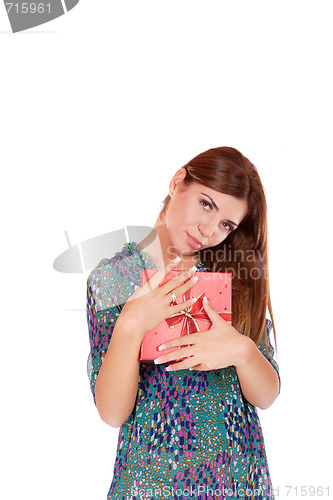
top-left (88, 241), bottom-right (155, 279)
top-left (87, 241), bottom-right (155, 312)
top-left (265, 318), bottom-right (273, 333)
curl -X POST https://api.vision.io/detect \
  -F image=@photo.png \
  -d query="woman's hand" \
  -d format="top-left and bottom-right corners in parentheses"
top-left (154, 296), bottom-right (251, 371)
top-left (118, 258), bottom-right (199, 339)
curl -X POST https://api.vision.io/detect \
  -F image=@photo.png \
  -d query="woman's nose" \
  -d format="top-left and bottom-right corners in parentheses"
top-left (199, 219), bottom-right (220, 239)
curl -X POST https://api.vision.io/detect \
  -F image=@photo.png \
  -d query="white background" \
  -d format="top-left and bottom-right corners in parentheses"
top-left (1, 1), bottom-right (332, 499)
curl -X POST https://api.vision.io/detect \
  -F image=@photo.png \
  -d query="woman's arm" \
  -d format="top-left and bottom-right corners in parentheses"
top-left (95, 317), bottom-right (144, 428)
top-left (235, 336), bottom-right (280, 410)
top-left (89, 260), bottom-right (198, 427)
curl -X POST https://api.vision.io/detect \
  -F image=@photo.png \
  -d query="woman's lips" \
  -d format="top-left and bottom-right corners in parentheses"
top-left (186, 232), bottom-right (203, 248)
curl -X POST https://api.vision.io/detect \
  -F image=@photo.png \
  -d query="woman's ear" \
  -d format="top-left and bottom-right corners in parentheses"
top-left (169, 167), bottom-right (187, 197)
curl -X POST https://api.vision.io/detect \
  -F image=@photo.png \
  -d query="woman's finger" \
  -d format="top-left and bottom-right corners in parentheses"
top-left (202, 296), bottom-right (225, 326)
top-left (139, 257), bottom-right (182, 292)
top-left (160, 267), bottom-right (197, 300)
top-left (167, 295), bottom-right (198, 314)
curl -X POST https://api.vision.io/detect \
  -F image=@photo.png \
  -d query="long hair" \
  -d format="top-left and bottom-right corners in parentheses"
top-left (159, 146), bottom-right (277, 353)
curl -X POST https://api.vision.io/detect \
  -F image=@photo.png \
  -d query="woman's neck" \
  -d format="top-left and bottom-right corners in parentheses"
top-left (137, 222), bottom-right (200, 271)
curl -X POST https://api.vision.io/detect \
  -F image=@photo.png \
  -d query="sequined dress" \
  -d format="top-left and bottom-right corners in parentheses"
top-left (86, 242), bottom-right (281, 500)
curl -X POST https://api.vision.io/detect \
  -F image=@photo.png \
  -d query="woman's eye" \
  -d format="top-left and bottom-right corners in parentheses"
top-left (200, 200), bottom-right (234, 232)
top-left (221, 221), bottom-right (233, 232)
top-left (200, 199), bottom-right (212, 210)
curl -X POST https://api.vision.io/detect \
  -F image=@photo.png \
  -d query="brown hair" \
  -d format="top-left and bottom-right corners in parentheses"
top-left (159, 146), bottom-right (277, 353)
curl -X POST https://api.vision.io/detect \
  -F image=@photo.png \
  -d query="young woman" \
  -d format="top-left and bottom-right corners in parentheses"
top-left (86, 146), bottom-right (281, 500)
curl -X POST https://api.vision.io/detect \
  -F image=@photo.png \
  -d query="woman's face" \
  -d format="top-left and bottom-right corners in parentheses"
top-left (164, 168), bottom-right (248, 256)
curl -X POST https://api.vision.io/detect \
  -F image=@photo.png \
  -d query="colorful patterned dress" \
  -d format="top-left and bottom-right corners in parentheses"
top-left (86, 241), bottom-right (281, 500)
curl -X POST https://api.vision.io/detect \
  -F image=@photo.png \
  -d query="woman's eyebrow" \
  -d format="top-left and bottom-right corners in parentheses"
top-left (200, 192), bottom-right (239, 227)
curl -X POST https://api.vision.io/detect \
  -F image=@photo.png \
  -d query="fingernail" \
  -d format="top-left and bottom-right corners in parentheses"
top-left (158, 344), bottom-right (166, 351)
top-left (154, 357), bottom-right (163, 364)
top-left (165, 366), bottom-right (173, 371)
top-left (172, 257), bottom-right (181, 264)
top-left (189, 266), bottom-right (197, 274)
top-left (203, 296), bottom-right (208, 303)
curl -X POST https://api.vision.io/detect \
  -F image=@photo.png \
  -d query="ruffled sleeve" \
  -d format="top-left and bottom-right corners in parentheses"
top-left (86, 250), bottom-right (145, 406)
top-left (86, 259), bottom-right (126, 407)
top-left (256, 319), bottom-right (281, 396)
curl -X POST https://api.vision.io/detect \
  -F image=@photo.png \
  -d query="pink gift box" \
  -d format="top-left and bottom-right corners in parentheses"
top-left (139, 269), bottom-right (232, 364)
